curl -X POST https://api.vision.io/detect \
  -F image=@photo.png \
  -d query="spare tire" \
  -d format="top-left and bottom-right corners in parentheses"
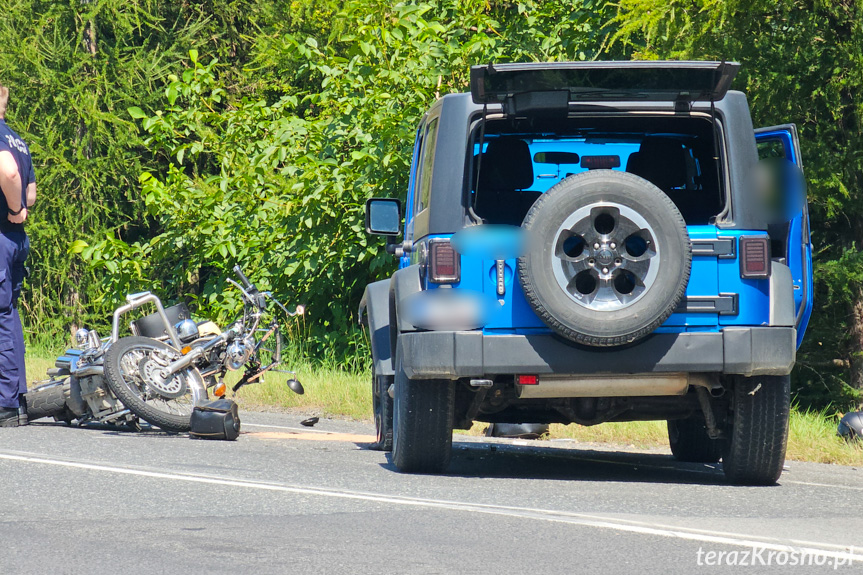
top-left (519, 170), bottom-right (691, 347)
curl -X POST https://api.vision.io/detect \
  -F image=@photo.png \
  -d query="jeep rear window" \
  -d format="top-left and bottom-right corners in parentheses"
top-left (470, 115), bottom-right (723, 226)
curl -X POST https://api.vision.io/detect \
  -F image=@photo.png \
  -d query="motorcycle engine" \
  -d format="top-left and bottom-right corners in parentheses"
top-left (73, 373), bottom-right (126, 419)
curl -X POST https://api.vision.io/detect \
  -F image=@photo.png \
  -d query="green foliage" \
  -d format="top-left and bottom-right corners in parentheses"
top-left (610, 0), bottom-right (863, 408)
top-left (80, 0), bottom-right (611, 359)
top-left (0, 0), bottom-right (269, 346)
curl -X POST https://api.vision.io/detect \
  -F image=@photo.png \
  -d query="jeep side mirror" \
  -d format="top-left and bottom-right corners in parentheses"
top-left (365, 198), bottom-right (402, 236)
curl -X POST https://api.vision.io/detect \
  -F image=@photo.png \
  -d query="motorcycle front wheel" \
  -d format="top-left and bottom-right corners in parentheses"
top-left (104, 336), bottom-right (207, 432)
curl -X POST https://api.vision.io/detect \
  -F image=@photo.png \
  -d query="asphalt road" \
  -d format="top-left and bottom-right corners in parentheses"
top-left (1, 412), bottom-right (861, 575)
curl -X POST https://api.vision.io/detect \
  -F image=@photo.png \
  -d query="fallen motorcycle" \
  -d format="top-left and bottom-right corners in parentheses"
top-left (26, 266), bottom-right (304, 432)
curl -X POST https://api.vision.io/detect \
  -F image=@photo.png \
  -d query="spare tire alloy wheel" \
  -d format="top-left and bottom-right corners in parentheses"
top-left (519, 171), bottom-right (691, 347)
top-left (553, 204), bottom-right (659, 310)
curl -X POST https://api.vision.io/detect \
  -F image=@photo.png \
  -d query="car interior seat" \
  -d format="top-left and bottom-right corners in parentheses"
top-left (626, 137), bottom-right (718, 224)
top-left (474, 138), bottom-right (541, 226)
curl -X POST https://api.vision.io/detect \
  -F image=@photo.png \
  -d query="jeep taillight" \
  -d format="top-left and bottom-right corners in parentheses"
top-left (428, 239), bottom-right (460, 284)
top-left (739, 236), bottom-right (770, 279)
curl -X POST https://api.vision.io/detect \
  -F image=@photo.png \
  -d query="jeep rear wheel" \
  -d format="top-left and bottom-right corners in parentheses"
top-left (722, 375), bottom-right (791, 485)
top-left (519, 170), bottom-right (691, 346)
top-left (391, 355), bottom-right (454, 474)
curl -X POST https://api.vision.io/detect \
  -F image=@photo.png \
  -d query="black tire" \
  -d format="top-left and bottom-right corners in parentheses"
top-left (391, 355), bottom-right (454, 473)
top-left (667, 417), bottom-right (723, 463)
top-left (25, 381), bottom-right (71, 422)
top-left (370, 365), bottom-right (393, 451)
top-left (104, 336), bottom-right (207, 433)
top-left (722, 375), bottom-right (791, 485)
top-left (519, 170), bottom-right (691, 346)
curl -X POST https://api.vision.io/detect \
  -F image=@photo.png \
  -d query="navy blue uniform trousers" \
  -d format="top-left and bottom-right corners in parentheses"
top-left (0, 230), bottom-right (28, 409)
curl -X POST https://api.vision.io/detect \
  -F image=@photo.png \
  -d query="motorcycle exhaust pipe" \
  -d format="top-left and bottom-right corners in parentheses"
top-left (165, 330), bottom-right (233, 376)
top-left (72, 365), bottom-right (104, 378)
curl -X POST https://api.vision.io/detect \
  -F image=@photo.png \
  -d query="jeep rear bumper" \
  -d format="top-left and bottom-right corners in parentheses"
top-left (398, 327), bottom-right (796, 380)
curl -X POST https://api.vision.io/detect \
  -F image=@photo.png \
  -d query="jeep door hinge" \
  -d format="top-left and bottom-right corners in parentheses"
top-left (496, 259), bottom-right (506, 297)
top-left (386, 239), bottom-right (414, 257)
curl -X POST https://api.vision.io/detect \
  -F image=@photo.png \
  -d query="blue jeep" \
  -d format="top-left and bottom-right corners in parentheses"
top-left (361, 61), bottom-right (813, 485)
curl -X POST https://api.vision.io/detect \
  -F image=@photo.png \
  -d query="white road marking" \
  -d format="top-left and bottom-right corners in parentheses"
top-left (0, 449), bottom-right (860, 560)
top-left (242, 422), bottom-right (331, 434)
top-left (783, 480), bottom-right (863, 492)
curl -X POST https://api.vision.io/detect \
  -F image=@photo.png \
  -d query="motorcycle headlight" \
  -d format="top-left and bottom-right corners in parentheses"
top-left (175, 319), bottom-right (200, 344)
top-left (226, 339), bottom-right (253, 371)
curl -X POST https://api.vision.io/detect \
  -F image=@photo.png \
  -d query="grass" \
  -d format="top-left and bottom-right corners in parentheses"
top-left (232, 360), bottom-right (369, 420)
top-left (786, 408), bottom-right (863, 466)
top-left (26, 355), bottom-right (55, 386)
top-left (23, 351), bottom-right (863, 466)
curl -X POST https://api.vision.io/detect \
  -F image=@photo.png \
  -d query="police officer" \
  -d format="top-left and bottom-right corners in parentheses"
top-left (0, 82), bottom-right (35, 427)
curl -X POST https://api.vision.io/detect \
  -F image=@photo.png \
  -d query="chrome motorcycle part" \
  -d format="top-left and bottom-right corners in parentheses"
top-left (77, 371), bottom-right (128, 422)
top-left (226, 338), bottom-right (254, 371)
top-left (138, 353), bottom-right (188, 399)
top-left (87, 330), bottom-right (101, 350)
top-left (175, 319), bottom-right (200, 344)
top-left (111, 292), bottom-right (184, 349)
top-left (75, 328), bottom-right (90, 348)
top-left (67, 376), bottom-right (90, 417)
top-left (104, 336), bottom-right (207, 432)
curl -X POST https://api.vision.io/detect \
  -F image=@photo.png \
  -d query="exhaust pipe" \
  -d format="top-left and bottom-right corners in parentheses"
top-left (516, 373), bottom-right (710, 399)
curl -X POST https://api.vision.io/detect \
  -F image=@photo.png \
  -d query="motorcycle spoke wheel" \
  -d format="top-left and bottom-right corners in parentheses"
top-left (104, 336), bottom-right (207, 432)
top-left (115, 347), bottom-right (194, 416)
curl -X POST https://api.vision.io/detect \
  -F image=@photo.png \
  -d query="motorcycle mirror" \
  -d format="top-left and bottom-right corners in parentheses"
top-left (286, 378), bottom-right (304, 395)
top-left (295, 305), bottom-right (305, 316)
top-left (75, 328), bottom-right (90, 347)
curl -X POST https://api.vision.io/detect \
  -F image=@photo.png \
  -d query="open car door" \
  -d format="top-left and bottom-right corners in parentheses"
top-left (755, 124), bottom-right (813, 347)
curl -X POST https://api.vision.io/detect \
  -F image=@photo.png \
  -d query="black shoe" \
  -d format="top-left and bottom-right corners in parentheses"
top-left (18, 395), bottom-right (28, 426)
top-left (0, 407), bottom-right (19, 428)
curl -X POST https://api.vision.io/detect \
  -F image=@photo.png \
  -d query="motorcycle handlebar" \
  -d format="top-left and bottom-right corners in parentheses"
top-left (233, 265), bottom-right (253, 290)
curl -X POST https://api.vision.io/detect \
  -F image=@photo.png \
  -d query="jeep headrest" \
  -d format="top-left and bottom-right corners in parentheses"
top-left (627, 137), bottom-right (694, 191)
top-left (478, 139), bottom-right (535, 191)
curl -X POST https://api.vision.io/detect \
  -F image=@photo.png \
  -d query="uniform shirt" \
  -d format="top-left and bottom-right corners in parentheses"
top-left (0, 120), bottom-right (34, 232)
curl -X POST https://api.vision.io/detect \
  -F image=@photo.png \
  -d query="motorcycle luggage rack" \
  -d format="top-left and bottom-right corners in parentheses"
top-left (111, 291), bottom-right (184, 350)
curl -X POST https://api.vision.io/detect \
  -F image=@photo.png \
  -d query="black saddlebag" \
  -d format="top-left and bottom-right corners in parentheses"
top-left (189, 398), bottom-right (241, 441)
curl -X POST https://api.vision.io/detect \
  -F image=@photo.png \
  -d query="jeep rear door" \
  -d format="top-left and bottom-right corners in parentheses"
top-left (470, 61), bottom-right (739, 106)
top-left (754, 124), bottom-right (813, 346)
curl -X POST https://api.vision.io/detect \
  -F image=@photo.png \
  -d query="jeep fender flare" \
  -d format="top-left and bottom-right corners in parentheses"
top-left (359, 280), bottom-right (395, 378)
top-left (389, 265), bottom-right (423, 361)
top-left (359, 265), bottom-right (423, 377)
